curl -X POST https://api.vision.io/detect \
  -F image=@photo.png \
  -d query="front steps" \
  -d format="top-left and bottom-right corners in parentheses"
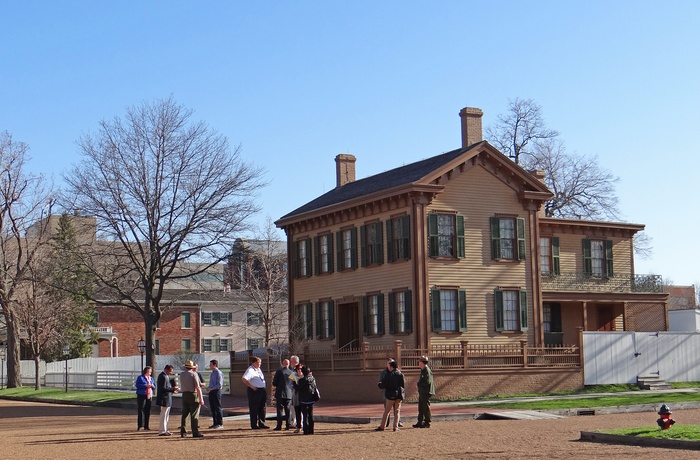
top-left (637, 375), bottom-right (672, 391)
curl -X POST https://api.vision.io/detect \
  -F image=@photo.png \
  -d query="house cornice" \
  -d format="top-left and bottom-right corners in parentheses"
top-left (539, 217), bottom-right (645, 238)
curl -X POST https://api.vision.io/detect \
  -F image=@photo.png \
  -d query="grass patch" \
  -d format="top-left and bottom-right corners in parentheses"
top-left (0, 387), bottom-right (133, 404)
top-left (452, 384), bottom-right (641, 402)
top-left (602, 424), bottom-right (700, 441)
top-left (475, 392), bottom-right (700, 410)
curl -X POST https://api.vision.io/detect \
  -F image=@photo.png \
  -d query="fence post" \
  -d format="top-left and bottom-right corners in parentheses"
top-left (578, 327), bottom-right (584, 367)
top-left (461, 340), bottom-right (469, 369)
top-left (394, 340), bottom-right (402, 366)
top-left (362, 341), bottom-right (369, 371)
top-left (520, 340), bottom-right (528, 368)
top-left (331, 345), bottom-right (336, 372)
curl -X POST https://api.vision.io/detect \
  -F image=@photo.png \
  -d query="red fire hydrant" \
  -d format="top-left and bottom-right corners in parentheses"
top-left (656, 403), bottom-right (675, 430)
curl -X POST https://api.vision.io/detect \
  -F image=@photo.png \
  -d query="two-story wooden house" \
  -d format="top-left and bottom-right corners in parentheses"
top-left (275, 107), bottom-right (667, 368)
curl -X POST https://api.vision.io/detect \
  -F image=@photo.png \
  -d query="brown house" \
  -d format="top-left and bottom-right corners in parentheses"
top-left (275, 106), bottom-right (668, 359)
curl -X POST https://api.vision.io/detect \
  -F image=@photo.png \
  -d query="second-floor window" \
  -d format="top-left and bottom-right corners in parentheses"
top-left (490, 216), bottom-right (526, 260)
top-left (247, 311), bottom-right (263, 326)
top-left (430, 288), bottom-right (467, 332)
top-left (387, 215), bottom-right (410, 262)
top-left (540, 237), bottom-right (560, 275)
top-left (315, 300), bottom-right (335, 339)
top-left (583, 239), bottom-right (613, 277)
top-left (363, 293), bottom-right (384, 336)
top-left (294, 238), bottom-right (312, 278)
top-left (389, 290), bottom-right (412, 334)
top-left (337, 227), bottom-right (358, 271)
top-left (181, 311), bottom-right (191, 329)
top-left (494, 289), bottom-right (528, 332)
top-left (361, 221), bottom-right (384, 267)
top-left (202, 311), bottom-right (232, 326)
top-left (428, 213), bottom-right (465, 258)
top-left (314, 233), bottom-right (334, 275)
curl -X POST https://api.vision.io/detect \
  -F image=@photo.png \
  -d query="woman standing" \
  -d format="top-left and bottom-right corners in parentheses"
top-left (291, 364), bottom-right (304, 433)
top-left (296, 366), bottom-right (319, 435)
top-left (135, 366), bottom-right (155, 431)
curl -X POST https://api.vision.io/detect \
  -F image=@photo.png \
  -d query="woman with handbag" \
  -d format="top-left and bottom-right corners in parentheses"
top-left (295, 365), bottom-right (319, 435)
top-left (375, 360), bottom-right (405, 432)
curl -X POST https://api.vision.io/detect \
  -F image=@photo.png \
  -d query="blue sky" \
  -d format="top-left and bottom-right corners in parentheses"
top-left (1, 1), bottom-right (698, 286)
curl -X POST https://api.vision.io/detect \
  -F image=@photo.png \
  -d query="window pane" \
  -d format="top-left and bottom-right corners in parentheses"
top-left (181, 312), bottom-right (191, 328)
top-left (181, 338), bottom-right (191, 351)
top-left (202, 312), bottom-right (212, 326)
top-left (503, 291), bottom-right (518, 330)
top-left (369, 296), bottom-right (379, 335)
top-left (343, 229), bottom-right (353, 268)
top-left (298, 240), bottom-right (308, 276)
top-left (437, 214), bottom-right (455, 257)
top-left (395, 291), bottom-right (406, 333)
top-left (540, 237), bottom-right (551, 274)
top-left (500, 219), bottom-right (515, 259)
top-left (320, 234), bottom-right (330, 273)
top-left (440, 290), bottom-right (457, 331)
top-left (591, 240), bottom-right (605, 275)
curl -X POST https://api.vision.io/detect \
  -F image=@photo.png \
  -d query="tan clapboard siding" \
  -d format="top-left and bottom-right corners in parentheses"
top-left (612, 238), bottom-right (632, 274)
top-left (427, 166), bottom-right (533, 345)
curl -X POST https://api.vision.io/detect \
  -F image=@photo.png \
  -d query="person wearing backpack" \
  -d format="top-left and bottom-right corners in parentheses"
top-left (375, 360), bottom-right (405, 432)
top-left (295, 365), bottom-right (319, 435)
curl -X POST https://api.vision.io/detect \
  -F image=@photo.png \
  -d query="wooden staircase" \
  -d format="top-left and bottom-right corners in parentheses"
top-left (637, 375), bottom-right (672, 390)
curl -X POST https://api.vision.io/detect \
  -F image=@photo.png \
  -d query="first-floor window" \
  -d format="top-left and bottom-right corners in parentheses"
top-left (494, 289), bottom-right (528, 332)
top-left (247, 338), bottom-right (263, 350)
top-left (389, 290), bottom-right (412, 334)
top-left (202, 338), bottom-right (231, 352)
top-left (294, 303), bottom-right (313, 341)
top-left (363, 293), bottom-right (384, 336)
top-left (430, 288), bottom-right (467, 332)
top-left (316, 300), bottom-right (335, 339)
top-left (181, 338), bottom-right (191, 351)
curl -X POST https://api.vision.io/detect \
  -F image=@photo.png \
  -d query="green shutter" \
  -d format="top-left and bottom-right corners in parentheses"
top-left (517, 217), bottom-right (526, 260)
top-left (377, 221), bottom-right (384, 264)
top-left (582, 239), bottom-right (592, 276)
top-left (328, 300), bottom-right (335, 338)
top-left (350, 227), bottom-right (358, 268)
top-left (315, 302), bottom-right (321, 338)
top-left (336, 231), bottom-right (343, 271)
top-left (362, 296), bottom-right (369, 336)
top-left (458, 289), bottom-right (467, 332)
top-left (490, 217), bottom-right (501, 260)
top-left (428, 213), bottom-right (439, 257)
top-left (388, 292), bottom-right (395, 334)
top-left (456, 214), bottom-right (465, 259)
top-left (305, 239), bottom-right (312, 276)
top-left (551, 236), bottom-right (560, 275)
top-left (494, 289), bottom-right (504, 331)
top-left (405, 290), bottom-right (413, 333)
top-left (519, 290), bottom-right (528, 332)
top-left (605, 240), bottom-right (614, 276)
top-left (402, 215), bottom-right (411, 260)
top-left (360, 225), bottom-right (367, 267)
top-left (386, 218), bottom-right (394, 263)
top-left (328, 234), bottom-right (334, 273)
top-left (305, 303), bottom-right (313, 339)
top-left (378, 293), bottom-right (385, 335)
top-left (292, 241), bottom-right (299, 278)
top-left (313, 236), bottom-right (320, 276)
top-left (430, 288), bottom-right (442, 332)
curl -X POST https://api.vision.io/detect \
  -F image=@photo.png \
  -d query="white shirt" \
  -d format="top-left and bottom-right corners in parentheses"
top-left (242, 365), bottom-right (266, 388)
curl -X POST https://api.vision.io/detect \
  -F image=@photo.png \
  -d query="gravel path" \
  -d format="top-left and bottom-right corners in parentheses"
top-left (2, 399), bottom-right (699, 459)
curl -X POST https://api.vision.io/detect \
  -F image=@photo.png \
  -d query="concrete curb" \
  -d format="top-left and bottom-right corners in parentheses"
top-left (580, 431), bottom-right (700, 451)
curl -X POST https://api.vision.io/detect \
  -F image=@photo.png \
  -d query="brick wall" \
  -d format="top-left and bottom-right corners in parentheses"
top-left (227, 367), bottom-right (583, 403)
top-left (96, 305), bottom-right (201, 357)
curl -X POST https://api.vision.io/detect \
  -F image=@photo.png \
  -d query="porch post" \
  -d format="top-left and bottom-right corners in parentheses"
top-left (520, 340), bottom-right (528, 368)
top-left (394, 340), bottom-right (402, 366)
top-left (362, 341), bottom-right (369, 371)
top-left (461, 340), bottom-right (469, 369)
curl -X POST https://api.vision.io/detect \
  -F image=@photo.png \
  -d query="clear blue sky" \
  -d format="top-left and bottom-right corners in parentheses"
top-left (2, 1), bottom-right (698, 286)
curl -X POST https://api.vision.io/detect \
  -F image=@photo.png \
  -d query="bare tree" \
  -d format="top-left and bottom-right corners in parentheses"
top-left (62, 97), bottom-right (265, 367)
top-left (485, 98), bottom-right (559, 165)
top-left (228, 217), bottom-right (288, 349)
top-left (0, 131), bottom-right (55, 387)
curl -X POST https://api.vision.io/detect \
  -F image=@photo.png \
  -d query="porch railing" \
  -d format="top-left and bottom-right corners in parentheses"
top-left (541, 272), bottom-right (663, 293)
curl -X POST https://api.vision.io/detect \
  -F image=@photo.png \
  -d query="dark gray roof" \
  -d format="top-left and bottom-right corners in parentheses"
top-left (279, 145), bottom-right (476, 221)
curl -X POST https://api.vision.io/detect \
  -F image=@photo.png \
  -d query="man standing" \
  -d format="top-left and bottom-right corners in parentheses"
top-left (241, 356), bottom-right (269, 430)
top-left (179, 360), bottom-right (205, 437)
top-left (289, 355), bottom-right (300, 428)
top-left (207, 359), bottom-right (224, 429)
top-left (413, 356), bottom-right (435, 429)
top-left (156, 364), bottom-right (179, 436)
top-left (272, 358), bottom-right (294, 430)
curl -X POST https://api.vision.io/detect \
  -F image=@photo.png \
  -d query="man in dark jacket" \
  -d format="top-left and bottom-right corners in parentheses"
top-left (414, 356), bottom-right (435, 428)
top-left (377, 358), bottom-right (402, 428)
top-left (272, 359), bottom-right (294, 430)
top-left (156, 364), bottom-right (178, 436)
top-left (376, 360), bottom-right (405, 432)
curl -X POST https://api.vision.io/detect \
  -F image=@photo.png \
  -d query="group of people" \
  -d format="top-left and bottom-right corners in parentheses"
top-left (135, 354), bottom-right (433, 437)
top-left (134, 359), bottom-right (224, 437)
top-left (243, 354), bottom-right (319, 435)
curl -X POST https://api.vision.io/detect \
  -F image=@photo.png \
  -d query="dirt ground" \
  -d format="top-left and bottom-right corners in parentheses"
top-left (2, 399), bottom-right (699, 459)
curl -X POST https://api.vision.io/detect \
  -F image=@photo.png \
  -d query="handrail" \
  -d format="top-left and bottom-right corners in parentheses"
top-left (338, 339), bottom-right (358, 351)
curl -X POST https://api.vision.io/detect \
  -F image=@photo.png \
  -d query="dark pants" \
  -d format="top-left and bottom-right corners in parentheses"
top-left (247, 387), bottom-right (267, 429)
top-left (180, 392), bottom-right (201, 436)
top-left (276, 398), bottom-right (291, 429)
top-left (294, 404), bottom-right (302, 428)
top-left (136, 394), bottom-right (151, 429)
top-left (209, 389), bottom-right (223, 426)
top-left (300, 403), bottom-right (314, 434)
top-left (417, 392), bottom-right (431, 425)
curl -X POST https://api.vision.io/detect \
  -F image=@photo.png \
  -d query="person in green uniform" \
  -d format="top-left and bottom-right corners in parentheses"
top-left (413, 355), bottom-right (434, 428)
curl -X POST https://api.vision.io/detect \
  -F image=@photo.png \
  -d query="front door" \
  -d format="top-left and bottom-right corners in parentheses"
top-left (597, 305), bottom-right (616, 331)
top-left (337, 302), bottom-right (360, 350)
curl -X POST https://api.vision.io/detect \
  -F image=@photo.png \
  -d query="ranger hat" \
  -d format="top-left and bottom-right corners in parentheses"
top-left (184, 360), bottom-right (196, 369)
top-left (419, 356), bottom-right (429, 364)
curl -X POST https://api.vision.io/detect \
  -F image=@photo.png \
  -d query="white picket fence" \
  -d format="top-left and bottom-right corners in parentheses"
top-left (583, 331), bottom-right (700, 385)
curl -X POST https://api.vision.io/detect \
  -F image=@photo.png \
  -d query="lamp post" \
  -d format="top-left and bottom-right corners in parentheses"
top-left (137, 338), bottom-right (146, 370)
top-left (63, 344), bottom-right (70, 393)
top-left (0, 345), bottom-right (6, 390)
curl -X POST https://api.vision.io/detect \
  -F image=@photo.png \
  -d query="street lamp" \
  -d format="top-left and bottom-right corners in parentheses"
top-left (0, 345), bottom-right (6, 390)
top-left (63, 344), bottom-right (70, 393)
top-left (137, 338), bottom-right (146, 370)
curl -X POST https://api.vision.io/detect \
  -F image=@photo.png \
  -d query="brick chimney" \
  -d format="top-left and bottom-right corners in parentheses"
top-left (335, 154), bottom-right (356, 188)
top-left (459, 107), bottom-right (483, 148)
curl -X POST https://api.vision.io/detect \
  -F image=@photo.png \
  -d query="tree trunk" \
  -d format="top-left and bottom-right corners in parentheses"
top-left (145, 318), bottom-right (157, 369)
top-left (5, 316), bottom-right (22, 388)
top-left (34, 356), bottom-right (41, 390)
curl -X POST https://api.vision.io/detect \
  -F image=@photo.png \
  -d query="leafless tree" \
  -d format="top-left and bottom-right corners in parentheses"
top-left (0, 131), bottom-right (55, 388)
top-left (62, 97), bottom-right (265, 367)
top-left (228, 217), bottom-right (288, 349)
top-left (485, 98), bottom-right (559, 165)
